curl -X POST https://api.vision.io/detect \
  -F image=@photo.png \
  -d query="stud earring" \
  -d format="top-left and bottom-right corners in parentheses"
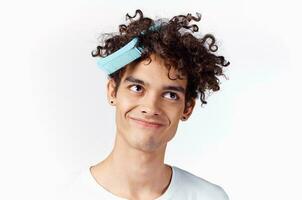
top-left (182, 116), bottom-right (186, 120)
top-left (110, 100), bottom-right (114, 104)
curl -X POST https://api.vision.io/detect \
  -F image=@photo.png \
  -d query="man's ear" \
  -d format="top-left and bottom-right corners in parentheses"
top-left (181, 99), bottom-right (195, 121)
top-left (107, 78), bottom-right (117, 106)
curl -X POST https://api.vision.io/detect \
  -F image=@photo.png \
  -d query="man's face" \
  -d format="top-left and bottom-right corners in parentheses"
top-left (107, 54), bottom-right (195, 153)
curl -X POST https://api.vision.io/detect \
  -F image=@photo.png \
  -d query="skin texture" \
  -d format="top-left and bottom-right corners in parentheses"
top-left (90, 54), bottom-right (195, 200)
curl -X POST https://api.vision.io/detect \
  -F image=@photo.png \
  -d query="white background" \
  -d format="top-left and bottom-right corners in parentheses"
top-left (1, 0), bottom-right (301, 199)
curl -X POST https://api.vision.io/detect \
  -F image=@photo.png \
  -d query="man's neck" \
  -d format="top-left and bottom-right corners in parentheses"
top-left (90, 134), bottom-right (172, 200)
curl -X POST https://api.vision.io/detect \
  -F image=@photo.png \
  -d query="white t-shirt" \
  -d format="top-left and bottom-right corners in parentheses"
top-left (64, 165), bottom-right (229, 200)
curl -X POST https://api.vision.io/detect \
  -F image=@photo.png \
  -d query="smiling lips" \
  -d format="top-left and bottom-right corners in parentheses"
top-left (129, 117), bottom-right (164, 128)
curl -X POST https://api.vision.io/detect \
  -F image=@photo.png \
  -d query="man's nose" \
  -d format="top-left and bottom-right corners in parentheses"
top-left (140, 92), bottom-right (162, 116)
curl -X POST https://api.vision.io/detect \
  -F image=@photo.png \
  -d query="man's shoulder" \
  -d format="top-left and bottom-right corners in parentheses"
top-left (172, 166), bottom-right (229, 200)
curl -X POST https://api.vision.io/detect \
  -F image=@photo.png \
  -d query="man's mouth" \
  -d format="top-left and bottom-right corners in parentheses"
top-left (128, 117), bottom-right (164, 128)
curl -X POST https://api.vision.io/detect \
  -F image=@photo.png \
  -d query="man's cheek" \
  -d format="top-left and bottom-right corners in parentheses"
top-left (122, 95), bottom-right (140, 106)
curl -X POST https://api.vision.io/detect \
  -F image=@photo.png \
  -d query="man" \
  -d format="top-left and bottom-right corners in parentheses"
top-left (66, 9), bottom-right (230, 200)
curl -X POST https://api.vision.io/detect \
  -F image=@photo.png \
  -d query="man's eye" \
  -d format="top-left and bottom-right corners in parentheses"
top-left (129, 85), bottom-right (143, 93)
top-left (163, 92), bottom-right (179, 100)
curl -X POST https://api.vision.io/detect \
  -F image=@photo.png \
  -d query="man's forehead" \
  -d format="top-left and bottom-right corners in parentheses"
top-left (122, 55), bottom-right (187, 85)
top-left (122, 65), bottom-right (187, 87)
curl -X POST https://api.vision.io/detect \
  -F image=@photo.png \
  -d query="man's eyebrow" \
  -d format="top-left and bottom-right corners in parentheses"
top-left (124, 76), bottom-right (145, 85)
top-left (124, 75), bottom-right (185, 94)
top-left (163, 86), bottom-right (185, 94)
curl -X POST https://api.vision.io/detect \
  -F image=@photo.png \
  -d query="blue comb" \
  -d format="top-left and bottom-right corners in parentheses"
top-left (96, 38), bottom-right (143, 74)
top-left (96, 20), bottom-right (163, 74)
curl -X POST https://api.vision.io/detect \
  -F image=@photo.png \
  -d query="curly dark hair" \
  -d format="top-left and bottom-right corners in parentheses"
top-left (91, 9), bottom-right (230, 107)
